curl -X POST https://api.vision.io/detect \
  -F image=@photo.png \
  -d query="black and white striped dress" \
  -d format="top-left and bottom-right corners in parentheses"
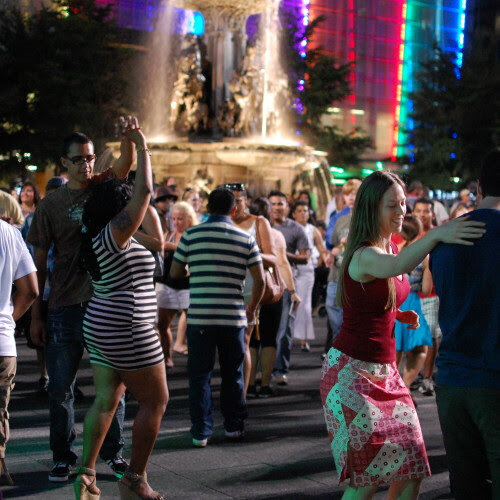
top-left (83, 224), bottom-right (164, 370)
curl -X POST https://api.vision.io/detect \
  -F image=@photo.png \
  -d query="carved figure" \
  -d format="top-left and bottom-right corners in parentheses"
top-left (169, 34), bottom-right (208, 134)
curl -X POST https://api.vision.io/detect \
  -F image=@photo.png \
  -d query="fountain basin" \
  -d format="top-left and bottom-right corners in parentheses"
top-left (108, 138), bottom-right (327, 197)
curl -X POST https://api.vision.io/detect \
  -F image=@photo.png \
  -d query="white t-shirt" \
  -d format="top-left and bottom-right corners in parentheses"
top-left (0, 220), bottom-right (36, 356)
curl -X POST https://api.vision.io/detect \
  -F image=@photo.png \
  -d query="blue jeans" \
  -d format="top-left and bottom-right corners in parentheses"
top-left (186, 325), bottom-right (247, 440)
top-left (46, 304), bottom-right (125, 464)
top-left (325, 281), bottom-right (343, 343)
top-left (273, 290), bottom-right (294, 375)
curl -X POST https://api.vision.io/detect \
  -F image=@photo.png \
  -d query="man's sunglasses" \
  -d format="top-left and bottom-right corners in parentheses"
top-left (225, 183), bottom-right (245, 191)
top-left (67, 154), bottom-right (97, 165)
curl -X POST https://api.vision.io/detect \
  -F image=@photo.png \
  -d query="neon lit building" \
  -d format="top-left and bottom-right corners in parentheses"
top-left (309, 0), bottom-right (469, 161)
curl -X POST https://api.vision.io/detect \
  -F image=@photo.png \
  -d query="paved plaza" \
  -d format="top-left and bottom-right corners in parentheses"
top-left (2, 317), bottom-right (453, 499)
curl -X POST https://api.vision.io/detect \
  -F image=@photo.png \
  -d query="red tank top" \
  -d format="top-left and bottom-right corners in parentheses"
top-left (332, 242), bottom-right (410, 363)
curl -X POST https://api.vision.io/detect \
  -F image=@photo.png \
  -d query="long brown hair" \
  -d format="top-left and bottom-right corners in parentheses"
top-left (336, 171), bottom-right (406, 311)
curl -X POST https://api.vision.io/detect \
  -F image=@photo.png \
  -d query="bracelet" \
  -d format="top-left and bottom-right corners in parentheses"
top-left (137, 146), bottom-right (152, 156)
top-left (289, 289), bottom-right (296, 294)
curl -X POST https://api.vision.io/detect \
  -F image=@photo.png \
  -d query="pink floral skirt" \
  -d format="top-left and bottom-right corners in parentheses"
top-left (320, 347), bottom-right (431, 487)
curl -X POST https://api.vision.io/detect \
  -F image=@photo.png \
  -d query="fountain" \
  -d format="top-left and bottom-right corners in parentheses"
top-left (108, 0), bottom-right (332, 204)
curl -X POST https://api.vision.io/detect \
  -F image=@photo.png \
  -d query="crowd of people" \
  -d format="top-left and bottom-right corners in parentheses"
top-left (0, 119), bottom-right (498, 500)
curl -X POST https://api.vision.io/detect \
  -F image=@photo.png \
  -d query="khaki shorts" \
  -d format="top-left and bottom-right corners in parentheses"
top-left (0, 357), bottom-right (16, 459)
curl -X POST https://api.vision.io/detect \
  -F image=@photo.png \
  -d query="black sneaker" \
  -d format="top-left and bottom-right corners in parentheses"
top-left (258, 386), bottom-right (274, 398)
top-left (246, 385), bottom-right (258, 399)
top-left (106, 456), bottom-right (128, 478)
top-left (38, 376), bottom-right (49, 396)
top-left (48, 462), bottom-right (72, 482)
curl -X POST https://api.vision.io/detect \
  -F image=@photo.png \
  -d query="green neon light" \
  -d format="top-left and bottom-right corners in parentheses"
top-left (330, 166), bottom-right (345, 174)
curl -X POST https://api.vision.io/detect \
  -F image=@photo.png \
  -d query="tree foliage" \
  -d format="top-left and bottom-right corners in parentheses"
top-left (281, 12), bottom-right (372, 166)
top-left (0, 0), bottom-right (134, 181)
top-left (404, 44), bottom-right (499, 188)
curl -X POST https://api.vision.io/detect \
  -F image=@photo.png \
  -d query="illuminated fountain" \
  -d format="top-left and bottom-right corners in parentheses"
top-left (110, 0), bottom-right (332, 202)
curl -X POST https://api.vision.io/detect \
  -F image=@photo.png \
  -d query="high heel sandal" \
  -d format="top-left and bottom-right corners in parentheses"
top-left (118, 470), bottom-right (164, 499)
top-left (74, 467), bottom-right (100, 500)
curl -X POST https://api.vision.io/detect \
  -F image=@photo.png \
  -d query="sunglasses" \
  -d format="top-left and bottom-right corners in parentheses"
top-left (67, 154), bottom-right (96, 166)
top-left (225, 183), bottom-right (245, 191)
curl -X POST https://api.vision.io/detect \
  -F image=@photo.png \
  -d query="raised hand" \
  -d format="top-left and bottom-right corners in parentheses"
top-left (119, 115), bottom-right (147, 148)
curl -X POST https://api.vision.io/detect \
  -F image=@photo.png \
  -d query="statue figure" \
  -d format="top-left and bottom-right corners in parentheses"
top-left (218, 43), bottom-right (263, 136)
top-left (170, 34), bottom-right (208, 134)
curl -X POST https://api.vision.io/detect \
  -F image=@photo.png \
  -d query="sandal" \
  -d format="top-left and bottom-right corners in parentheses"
top-left (0, 457), bottom-right (14, 486)
top-left (173, 347), bottom-right (188, 356)
top-left (118, 470), bottom-right (164, 500)
top-left (74, 467), bottom-right (100, 500)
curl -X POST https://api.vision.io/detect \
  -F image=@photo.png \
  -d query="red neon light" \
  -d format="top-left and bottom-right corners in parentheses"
top-left (391, 0), bottom-right (407, 161)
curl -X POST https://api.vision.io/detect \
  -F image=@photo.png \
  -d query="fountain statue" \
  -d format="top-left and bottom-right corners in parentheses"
top-left (107, 0), bottom-right (332, 208)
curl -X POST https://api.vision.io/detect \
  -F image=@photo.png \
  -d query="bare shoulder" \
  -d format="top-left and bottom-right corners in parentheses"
top-left (350, 246), bottom-right (381, 282)
top-left (271, 228), bottom-right (286, 249)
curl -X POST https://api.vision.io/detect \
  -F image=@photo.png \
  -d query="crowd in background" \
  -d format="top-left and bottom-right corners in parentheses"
top-left (0, 125), bottom-right (497, 500)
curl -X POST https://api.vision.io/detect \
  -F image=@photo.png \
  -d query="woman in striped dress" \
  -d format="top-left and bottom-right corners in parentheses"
top-left (75, 121), bottom-right (167, 500)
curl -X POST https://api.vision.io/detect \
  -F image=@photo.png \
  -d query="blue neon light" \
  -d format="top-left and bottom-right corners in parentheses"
top-left (188, 11), bottom-right (204, 35)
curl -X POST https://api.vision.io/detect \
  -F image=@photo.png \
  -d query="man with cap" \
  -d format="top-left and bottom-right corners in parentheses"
top-left (154, 185), bottom-right (178, 233)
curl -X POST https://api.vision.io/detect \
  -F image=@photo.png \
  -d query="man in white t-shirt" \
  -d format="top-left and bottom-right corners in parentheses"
top-left (0, 220), bottom-right (38, 484)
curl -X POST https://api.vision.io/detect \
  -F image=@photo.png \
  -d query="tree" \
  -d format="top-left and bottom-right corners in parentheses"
top-left (0, 0), bottom-right (134, 182)
top-left (281, 12), bottom-right (372, 166)
top-left (403, 44), bottom-right (499, 188)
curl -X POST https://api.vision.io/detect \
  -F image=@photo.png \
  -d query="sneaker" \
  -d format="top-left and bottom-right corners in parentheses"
top-left (224, 429), bottom-right (244, 440)
top-left (258, 386), bottom-right (274, 398)
top-left (418, 378), bottom-right (435, 396)
top-left (192, 438), bottom-right (208, 448)
top-left (106, 456), bottom-right (128, 478)
top-left (38, 376), bottom-right (49, 396)
top-left (410, 374), bottom-right (423, 391)
top-left (301, 342), bottom-right (311, 352)
top-left (274, 374), bottom-right (288, 386)
top-left (48, 462), bottom-right (72, 482)
top-left (246, 385), bottom-right (258, 399)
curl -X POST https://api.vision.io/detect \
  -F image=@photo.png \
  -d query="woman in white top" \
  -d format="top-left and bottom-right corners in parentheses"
top-left (228, 183), bottom-right (276, 397)
top-left (247, 198), bottom-right (301, 397)
top-left (291, 201), bottom-right (328, 350)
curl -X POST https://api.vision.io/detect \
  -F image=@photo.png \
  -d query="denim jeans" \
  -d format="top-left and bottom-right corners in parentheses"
top-left (273, 290), bottom-right (294, 375)
top-left (46, 304), bottom-right (125, 464)
top-left (436, 385), bottom-right (500, 500)
top-left (186, 325), bottom-right (247, 440)
top-left (325, 281), bottom-right (343, 343)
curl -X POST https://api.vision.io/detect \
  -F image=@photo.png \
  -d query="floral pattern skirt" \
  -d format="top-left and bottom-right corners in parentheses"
top-left (320, 347), bottom-right (431, 487)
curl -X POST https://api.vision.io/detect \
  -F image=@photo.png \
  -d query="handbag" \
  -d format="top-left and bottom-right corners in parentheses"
top-left (255, 217), bottom-right (286, 305)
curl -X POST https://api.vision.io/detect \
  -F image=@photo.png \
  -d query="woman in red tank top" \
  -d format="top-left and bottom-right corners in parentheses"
top-left (320, 171), bottom-right (485, 499)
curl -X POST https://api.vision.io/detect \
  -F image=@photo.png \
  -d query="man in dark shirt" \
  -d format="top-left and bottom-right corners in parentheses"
top-left (268, 191), bottom-right (309, 385)
top-left (430, 149), bottom-right (499, 500)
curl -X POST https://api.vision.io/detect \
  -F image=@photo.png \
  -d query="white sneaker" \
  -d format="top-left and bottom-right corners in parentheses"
top-left (192, 438), bottom-right (208, 447)
top-left (418, 378), bottom-right (435, 396)
top-left (274, 374), bottom-right (288, 386)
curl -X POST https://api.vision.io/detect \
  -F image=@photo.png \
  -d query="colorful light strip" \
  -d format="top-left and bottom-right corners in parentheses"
top-left (393, 0), bottom-right (468, 160)
top-left (391, 0), bottom-right (408, 161)
top-left (294, 0), bottom-right (311, 116)
top-left (456, 0), bottom-right (467, 68)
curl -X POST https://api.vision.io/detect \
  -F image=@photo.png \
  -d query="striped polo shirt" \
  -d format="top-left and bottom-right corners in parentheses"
top-left (173, 215), bottom-right (262, 327)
